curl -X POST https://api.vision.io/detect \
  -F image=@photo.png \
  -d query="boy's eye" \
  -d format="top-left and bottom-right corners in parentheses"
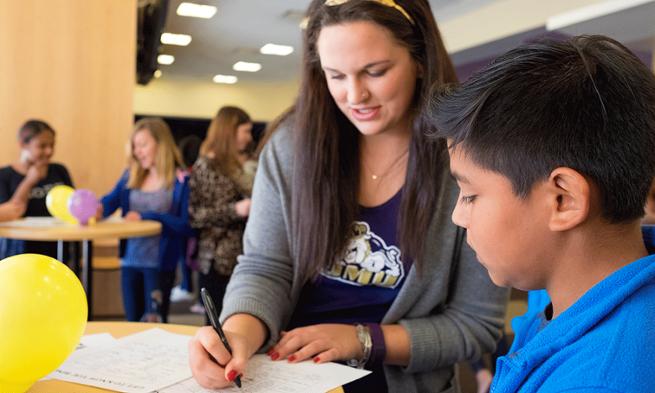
top-left (460, 194), bottom-right (477, 204)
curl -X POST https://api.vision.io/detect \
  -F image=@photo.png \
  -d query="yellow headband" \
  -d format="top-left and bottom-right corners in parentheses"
top-left (324, 0), bottom-right (415, 25)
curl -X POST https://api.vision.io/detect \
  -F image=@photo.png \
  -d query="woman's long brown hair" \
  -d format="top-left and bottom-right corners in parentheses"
top-left (200, 106), bottom-right (251, 180)
top-left (293, 0), bottom-right (458, 283)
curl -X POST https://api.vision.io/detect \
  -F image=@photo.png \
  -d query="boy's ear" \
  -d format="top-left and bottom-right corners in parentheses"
top-left (546, 167), bottom-right (591, 231)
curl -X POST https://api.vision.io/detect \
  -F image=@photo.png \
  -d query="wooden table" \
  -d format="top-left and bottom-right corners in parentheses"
top-left (0, 217), bottom-right (161, 319)
top-left (28, 322), bottom-right (343, 393)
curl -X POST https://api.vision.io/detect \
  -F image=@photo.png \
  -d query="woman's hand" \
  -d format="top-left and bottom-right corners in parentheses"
top-left (24, 161), bottom-right (48, 185)
top-left (188, 326), bottom-right (255, 389)
top-left (234, 198), bottom-right (251, 218)
top-left (124, 211), bottom-right (142, 221)
top-left (95, 204), bottom-right (104, 221)
top-left (268, 324), bottom-right (362, 364)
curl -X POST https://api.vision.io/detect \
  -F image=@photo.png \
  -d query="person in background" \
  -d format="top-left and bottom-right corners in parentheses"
top-left (170, 134), bottom-right (203, 304)
top-left (188, 106), bottom-right (255, 320)
top-left (253, 106), bottom-right (295, 159)
top-left (99, 118), bottom-right (194, 323)
top-left (0, 119), bottom-right (74, 258)
top-left (430, 35), bottom-right (655, 392)
top-left (188, 1), bottom-right (508, 392)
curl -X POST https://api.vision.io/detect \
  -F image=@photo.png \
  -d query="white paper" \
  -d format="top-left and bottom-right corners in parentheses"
top-left (0, 216), bottom-right (69, 227)
top-left (41, 333), bottom-right (119, 381)
top-left (156, 355), bottom-right (371, 393)
top-left (77, 333), bottom-right (119, 350)
top-left (51, 328), bottom-right (192, 393)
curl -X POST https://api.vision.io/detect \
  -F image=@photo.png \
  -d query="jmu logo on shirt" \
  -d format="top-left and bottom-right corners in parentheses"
top-left (323, 222), bottom-right (404, 288)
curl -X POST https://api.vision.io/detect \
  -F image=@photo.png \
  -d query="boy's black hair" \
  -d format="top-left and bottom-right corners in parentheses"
top-left (428, 35), bottom-right (655, 223)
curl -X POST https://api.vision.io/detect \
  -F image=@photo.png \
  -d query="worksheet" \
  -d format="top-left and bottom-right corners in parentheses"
top-left (156, 355), bottom-right (371, 393)
top-left (51, 328), bottom-right (192, 393)
top-left (50, 328), bottom-right (370, 393)
top-left (41, 333), bottom-right (118, 381)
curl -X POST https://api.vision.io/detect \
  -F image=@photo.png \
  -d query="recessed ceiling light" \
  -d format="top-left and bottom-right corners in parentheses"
top-left (233, 61), bottom-right (262, 72)
top-left (161, 33), bottom-right (192, 46)
top-left (260, 43), bottom-right (294, 56)
top-left (176, 2), bottom-right (217, 19)
top-left (213, 74), bottom-right (238, 84)
top-left (157, 54), bottom-right (175, 65)
top-left (154, 69), bottom-right (162, 79)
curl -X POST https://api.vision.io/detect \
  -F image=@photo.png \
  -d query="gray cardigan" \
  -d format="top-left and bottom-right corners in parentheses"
top-left (221, 127), bottom-right (509, 392)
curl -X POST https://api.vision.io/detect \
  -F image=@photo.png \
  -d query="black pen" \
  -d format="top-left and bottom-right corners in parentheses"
top-left (200, 287), bottom-right (242, 389)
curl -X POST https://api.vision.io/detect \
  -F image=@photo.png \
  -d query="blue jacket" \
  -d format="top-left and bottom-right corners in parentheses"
top-left (101, 171), bottom-right (195, 271)
top-left (492, 229), bottom-right (655, 392)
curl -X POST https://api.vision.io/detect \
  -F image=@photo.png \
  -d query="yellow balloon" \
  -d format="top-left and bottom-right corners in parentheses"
top-left (46, 185), bottom-right (77, 224)
top-left (0, 254), bottom-right (87, 392)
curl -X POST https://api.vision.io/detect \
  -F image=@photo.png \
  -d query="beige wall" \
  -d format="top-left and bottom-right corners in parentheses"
top-left (440, 0), bottom-right (602, 52)
top-left (134, 78), bottom-right (300, 121)
top-left (0, 0), bottom-right (135, 195)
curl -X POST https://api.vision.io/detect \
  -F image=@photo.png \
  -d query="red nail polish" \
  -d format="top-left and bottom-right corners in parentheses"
top-left (288, 355), bottom-right (296, 362)
top-left (271, 352), bottom-right (280, 360)
top-left (227, 370), bottom-right (237, 382)
top-left (266, 349), bottom-right (273, 356)
top-left (313, 357), bottom-right (320, 363)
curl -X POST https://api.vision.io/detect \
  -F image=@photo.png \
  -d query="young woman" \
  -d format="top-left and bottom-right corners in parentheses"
top-left (188, 106), bottom-right (255, 318)
top-left (189, 1), bottom-right (508, 392)
top-left (0, 119), bottom-right (74, 257)
top-left (100, 118), bottom-right (194, 323)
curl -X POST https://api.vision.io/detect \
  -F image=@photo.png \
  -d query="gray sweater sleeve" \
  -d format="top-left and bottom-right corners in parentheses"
top-left (398, 244), bottom-right (508, 373)
top-left (219, 127), bottom-right (295, 350)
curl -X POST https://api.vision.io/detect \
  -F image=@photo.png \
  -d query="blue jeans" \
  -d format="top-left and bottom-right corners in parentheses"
top-left (121, 266), bottom-right (175, 322)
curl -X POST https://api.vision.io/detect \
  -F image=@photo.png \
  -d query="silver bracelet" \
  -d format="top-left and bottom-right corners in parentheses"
top-left (347, 324), bottom-right (372, 369)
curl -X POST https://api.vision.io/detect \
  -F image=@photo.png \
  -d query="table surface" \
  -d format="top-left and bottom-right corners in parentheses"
top-left (28, 322), bottom-right (344, 393)
top-left (0, 217), bottom-right (161, 241)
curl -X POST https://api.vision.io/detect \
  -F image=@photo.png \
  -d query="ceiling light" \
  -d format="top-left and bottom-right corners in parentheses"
top-left (260, 43), bottom-right (294, 56)
top-left (176, 2), bottom-right (217, 19)
top-left (157, 54), bottom-right (175, 65)
top-left (154, 69), bottom-right (162, 79)
top-left (213, 74), bottom-right (238, 84)
top-left (233, 61), bottom-right (262, 72)
top-left (161, 33), bottom-right (192, 46)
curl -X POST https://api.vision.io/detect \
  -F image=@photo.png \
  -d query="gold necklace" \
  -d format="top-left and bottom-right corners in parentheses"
top-left (362, 148), bottom-right (409, 181)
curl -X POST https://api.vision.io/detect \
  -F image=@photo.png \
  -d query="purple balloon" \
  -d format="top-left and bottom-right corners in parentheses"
top-left (68, 189), bottom-right (98, 225)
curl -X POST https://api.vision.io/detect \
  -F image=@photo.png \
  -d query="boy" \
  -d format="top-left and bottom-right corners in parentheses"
top-left (429, 35), bottom-right (655, 392)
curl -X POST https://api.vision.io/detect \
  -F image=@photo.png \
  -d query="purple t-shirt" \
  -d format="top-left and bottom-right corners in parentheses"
top-left (288, 190), bottom-right (409, 392)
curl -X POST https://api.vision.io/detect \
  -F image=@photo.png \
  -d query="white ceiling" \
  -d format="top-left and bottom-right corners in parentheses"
top-left (156, 0), bottom-right (655, 84)
top-left (157, 0), bottom-right (499, 83)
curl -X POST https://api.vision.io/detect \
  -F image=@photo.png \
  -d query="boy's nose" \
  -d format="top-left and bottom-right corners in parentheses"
top-left (451, 201), bottom-right (468, 229)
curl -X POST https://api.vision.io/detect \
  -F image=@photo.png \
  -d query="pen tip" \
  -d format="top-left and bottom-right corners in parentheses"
top-left (235, 375), bottom-right (242, 388)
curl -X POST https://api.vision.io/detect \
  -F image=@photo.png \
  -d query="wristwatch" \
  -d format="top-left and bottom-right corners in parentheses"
top-left (347, 324), bottom-right (372, 369)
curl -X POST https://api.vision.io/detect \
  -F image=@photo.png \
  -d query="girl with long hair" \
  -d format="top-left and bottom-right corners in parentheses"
top-left (189, 1), bottom-right (507, 391)
top-left (188, 106), bottom-right (255, 318)
top-left (99, 117), bottom-right (194, 323)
